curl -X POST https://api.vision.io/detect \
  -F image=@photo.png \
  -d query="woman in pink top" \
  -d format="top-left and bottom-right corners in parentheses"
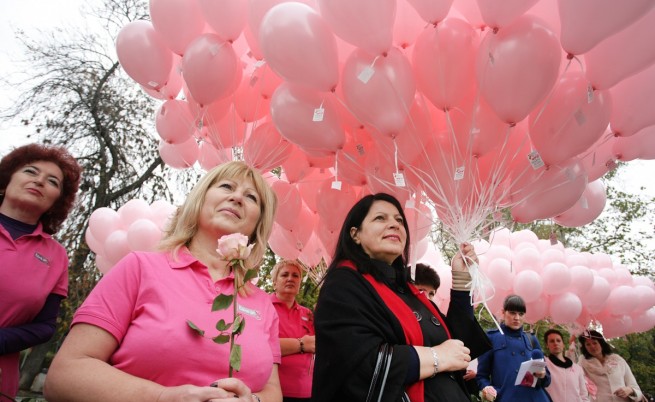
top-left (0, 143), bottom-right (81, 401)
top-left (269, 260), bottom-right (315, 402)
top-left (544, 329), bottom-right (589, 402)
top-left (45, 161), bottom-right (281, 402)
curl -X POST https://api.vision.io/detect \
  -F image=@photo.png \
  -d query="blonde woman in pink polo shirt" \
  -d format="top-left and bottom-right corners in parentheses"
top-left (46, 161), bottom-right (281, 402)
top-left (269, 260), bottom-right (315, 402)
top-left (0, 143), bottom-right (81, 401)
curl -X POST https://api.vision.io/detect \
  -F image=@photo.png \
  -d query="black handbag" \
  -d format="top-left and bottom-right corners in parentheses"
top-left (366, 344), bottom-right (411, 402)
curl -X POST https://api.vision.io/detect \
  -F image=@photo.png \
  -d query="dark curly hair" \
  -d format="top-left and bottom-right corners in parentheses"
top-left (414, 263), bottom-right (441, 290)
top-left (0, 143), bottom-right (82, 234)
top-left (578, 329), bottom-right (613, 359)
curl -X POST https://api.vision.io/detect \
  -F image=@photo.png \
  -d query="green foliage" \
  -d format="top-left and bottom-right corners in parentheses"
top-left (609, 329), bottom-right (655, 397)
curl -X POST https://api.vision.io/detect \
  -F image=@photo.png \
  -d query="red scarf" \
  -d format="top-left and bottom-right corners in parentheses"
top-left (340, 260), bottom-right (451, 402)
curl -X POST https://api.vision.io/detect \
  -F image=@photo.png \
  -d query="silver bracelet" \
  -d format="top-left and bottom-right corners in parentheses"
top-left (252, 394), bottom-right (261, 402)
top-left (430, 348), bottom-right (439, 378)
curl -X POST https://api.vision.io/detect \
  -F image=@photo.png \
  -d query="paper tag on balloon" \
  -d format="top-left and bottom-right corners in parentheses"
top-left (587, 84), bottom-right (594, 104)
top-left (393, 172), bottom-right (406, 187)
top-left (254, 60), bottom-right (266, 68)
top-left (405, 199), bottom-right (415, 209)
top-left (549, 232), bottom-right (558, 245)
top-left (249, 75), bottom-right (259, 87)
top-left (454, 166), bottom-right (465, 181)
top-left (527, 151), bottom-right (545, 169)
top-left (147, 81), bottom-right (159, 89)
top-left (472, 127), bottom-right (480, 136)
top-left (313, 106), bottom-right (325, 122)
top-left (331, 180), bottom-right (342, 190)
top-left (358, 66), bottom-right (375, 83)
top-left (356, 144), bottom-right (365, 155)
top-left (564, 167), bottom-right (576, 181)
top-left (580, 196), bottom-right (589, 209)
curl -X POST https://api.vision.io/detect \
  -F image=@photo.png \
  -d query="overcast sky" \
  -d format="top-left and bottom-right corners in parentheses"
top-left (1, 0), bottom-right (653, 198)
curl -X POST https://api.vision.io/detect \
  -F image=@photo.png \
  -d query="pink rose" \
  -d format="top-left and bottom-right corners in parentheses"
top-left (216, 233), bottom-right (253, 264)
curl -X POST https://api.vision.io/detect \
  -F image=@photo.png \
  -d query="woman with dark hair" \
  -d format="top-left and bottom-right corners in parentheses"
top-left (0, 143), bottom-right (82, 400)
top-left (312, 193), bottom-right (490, 402)
top-left (476, 294), bottom-right (551, 402)
top-left (578, 330), bottom-right (643, 402)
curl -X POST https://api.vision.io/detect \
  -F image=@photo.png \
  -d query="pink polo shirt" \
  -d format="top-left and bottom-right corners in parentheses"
top-left (73, 250), bottom-right (281, 391)
top-left (270, 293), bottom-right (315, 398)
top-left (0, 223), bottom-right (68, 398)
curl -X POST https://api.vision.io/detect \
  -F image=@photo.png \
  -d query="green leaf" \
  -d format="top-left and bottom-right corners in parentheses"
top-left (230, 344), bottom-right (242, 372)
top-left (243, 268), bottom-right (258, 283)
top-left (186, 320), bottom-right (205, 336)
top-left (232, 315), bottom-right (245, 335)
top-left (215, 319), bottom-right (229, 331)
top-left (212, 294), bottom-right (234, 311)
top-left (213, 334), bottom-right (231, 344)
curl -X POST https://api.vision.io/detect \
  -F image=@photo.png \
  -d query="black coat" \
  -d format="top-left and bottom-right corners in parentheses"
top-left (312, 263), bottom-right (491, 402)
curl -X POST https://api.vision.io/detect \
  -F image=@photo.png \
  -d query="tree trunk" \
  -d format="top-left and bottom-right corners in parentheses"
top-left (18, 338), bottom-right (54, 391)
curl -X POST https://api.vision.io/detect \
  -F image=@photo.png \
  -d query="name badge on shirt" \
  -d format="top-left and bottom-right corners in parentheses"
top-left (238, 305), bottom-right (262, 320)
top-left (34, 252), bottom-right (50, 266)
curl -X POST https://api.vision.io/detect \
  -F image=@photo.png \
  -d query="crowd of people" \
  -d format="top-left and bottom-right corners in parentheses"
top-left (0, 144), bottom-right (649, 402)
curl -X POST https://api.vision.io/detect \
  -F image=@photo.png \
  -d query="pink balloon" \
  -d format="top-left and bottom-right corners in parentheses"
top-left (203, 106), bottom-right (247, 149)
top-left (150, 200), bottom-right (176, 230)
top-left (568, 265), bottom-right (595, 295)
top-left (453, 0), bottom-right (484, 28)
top-left (529, 71), bottom-right (612, 166)
top-left (600, 314), bottom-right (631, 339)
top-left (182, 34), bottom-right (240, 106)
top-left (118, 199), bottom-right (153, 227)
top-left (317, 221), bottom-right (338, 258)
top-left (511, 247), bottom-right (541, 273)
top-left (554, 179), bottom-right (607, 227)
top-left (542, 262), bottom-right (572, 295)
top-left (316, 180), bottom-right (359, 232)
top-left (155, 100), bottom-right (197, 144)
top-left (513, 270), bottom-right (544, 303)
top-left (581, 275), bottom-right (611, 307)
top-left (335, 136), bottom-right (370, 187)
top-left (394, 0), bottom-right (427, 49)
top-left (524, 299), bottom-right (549, 324)
top-left (486, 258), bottom-right (514, 290)
top-left (407, 0), bottom-right (453, 24)
top-left (318, 0), bottom-right (395, 55)
top-left (630, 308), bottom-right (655, 333)
top-left (635, 286), bottom-right (655, 311)
top-left (233, 77), bottom-right (271, 122)
top-left (558, 0), bottom-right (654, 55)
top-left (613, 126), bottom-right (655, 161)
top-left (510, 160), bottom-right (588, 223)
top-left (198, 141), bottom-right (231, 171)
top-left (342, 48), bottom-right (416, 136)
top-left (104, 230), bottom-right (131, 265)
top-left (281, 147), bottom-right (314, 184)
top-left (259, 2), bottom-right (339, 91)
top-left (158, 137), bottom-right (199, 169)
top-left (298, 233), bottom-right (328, 267)
top-left (116, 20), bottom-right (174, 89)
top-left (243, 122), bottom-right (292, 172)
top-left (584, 6), bottom-right (655, 90)
top-left (476, 15), bottom-right (561, 123)
top-left (149, 0), bottom-right (205, 55)
top-left (127, 219), bottom-right (162, 251)
top-left (281, 205), bottom-right (316, 254)
top-left (197, 0), bottom-right (248, 42)
top-left (476, 0), bottom-right (539, 29)
top-left (609, 62), bottom-right (655, 137)
top-left (405, 202), bottom-right (434, 242)
top-left (85, 229), bottom-right (103, 255)
top-left (89, 207), bottom-right (123, 244)
top-left (270, 83), bottom-right (345, 153)
top-left (579, 133), bottom-right (620, 182)
top-left (141, 56), bottom-right (183, 100)
top-left (271, 180), bottom-right (302, 231)
top-left (413, 18), bottom-right (478, 110)
top-left (268, 223), bottom-right (301, 260)
top-left (549, 292), bottom-right (583, 324)
top-left (95, 254), bottom-right (114, 275)
top-left (607, 285), bottom-right (640, 316)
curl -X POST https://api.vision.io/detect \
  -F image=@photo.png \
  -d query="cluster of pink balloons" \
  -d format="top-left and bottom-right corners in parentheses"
top-left (115, 0), bottom-right (655, 255)
top-left (472, 228), bottom-right (655, 338)
top-left (85, 199), bottom-right (176, 273)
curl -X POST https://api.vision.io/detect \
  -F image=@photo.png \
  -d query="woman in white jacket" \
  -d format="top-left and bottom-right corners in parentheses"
top-left (578, 330), bottom-right (643, 402)
top-left (544, 329), bottom-right (589, 402)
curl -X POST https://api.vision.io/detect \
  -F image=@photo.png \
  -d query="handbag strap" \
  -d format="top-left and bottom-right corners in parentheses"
top-left (366, 344), bottom-right (394, 402)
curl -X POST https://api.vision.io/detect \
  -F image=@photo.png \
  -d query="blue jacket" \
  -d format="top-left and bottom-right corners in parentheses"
top-left (476, 324), bottom-right (552, 402)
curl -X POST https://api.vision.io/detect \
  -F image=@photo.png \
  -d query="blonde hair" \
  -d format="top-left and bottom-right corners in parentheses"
top-left (159, 161), bottom-right (277, 295)
top-left (271, 259), bottom-right (304, 285)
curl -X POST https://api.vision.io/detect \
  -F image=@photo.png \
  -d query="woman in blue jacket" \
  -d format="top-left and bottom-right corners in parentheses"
top-left (476, 295), bottom-right (551, 401)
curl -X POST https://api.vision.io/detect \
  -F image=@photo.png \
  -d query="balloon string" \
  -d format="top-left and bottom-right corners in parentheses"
top-left (393, 138), bottom-right (400, 175)
top-left (465, 258), bottom-right (503, 334)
